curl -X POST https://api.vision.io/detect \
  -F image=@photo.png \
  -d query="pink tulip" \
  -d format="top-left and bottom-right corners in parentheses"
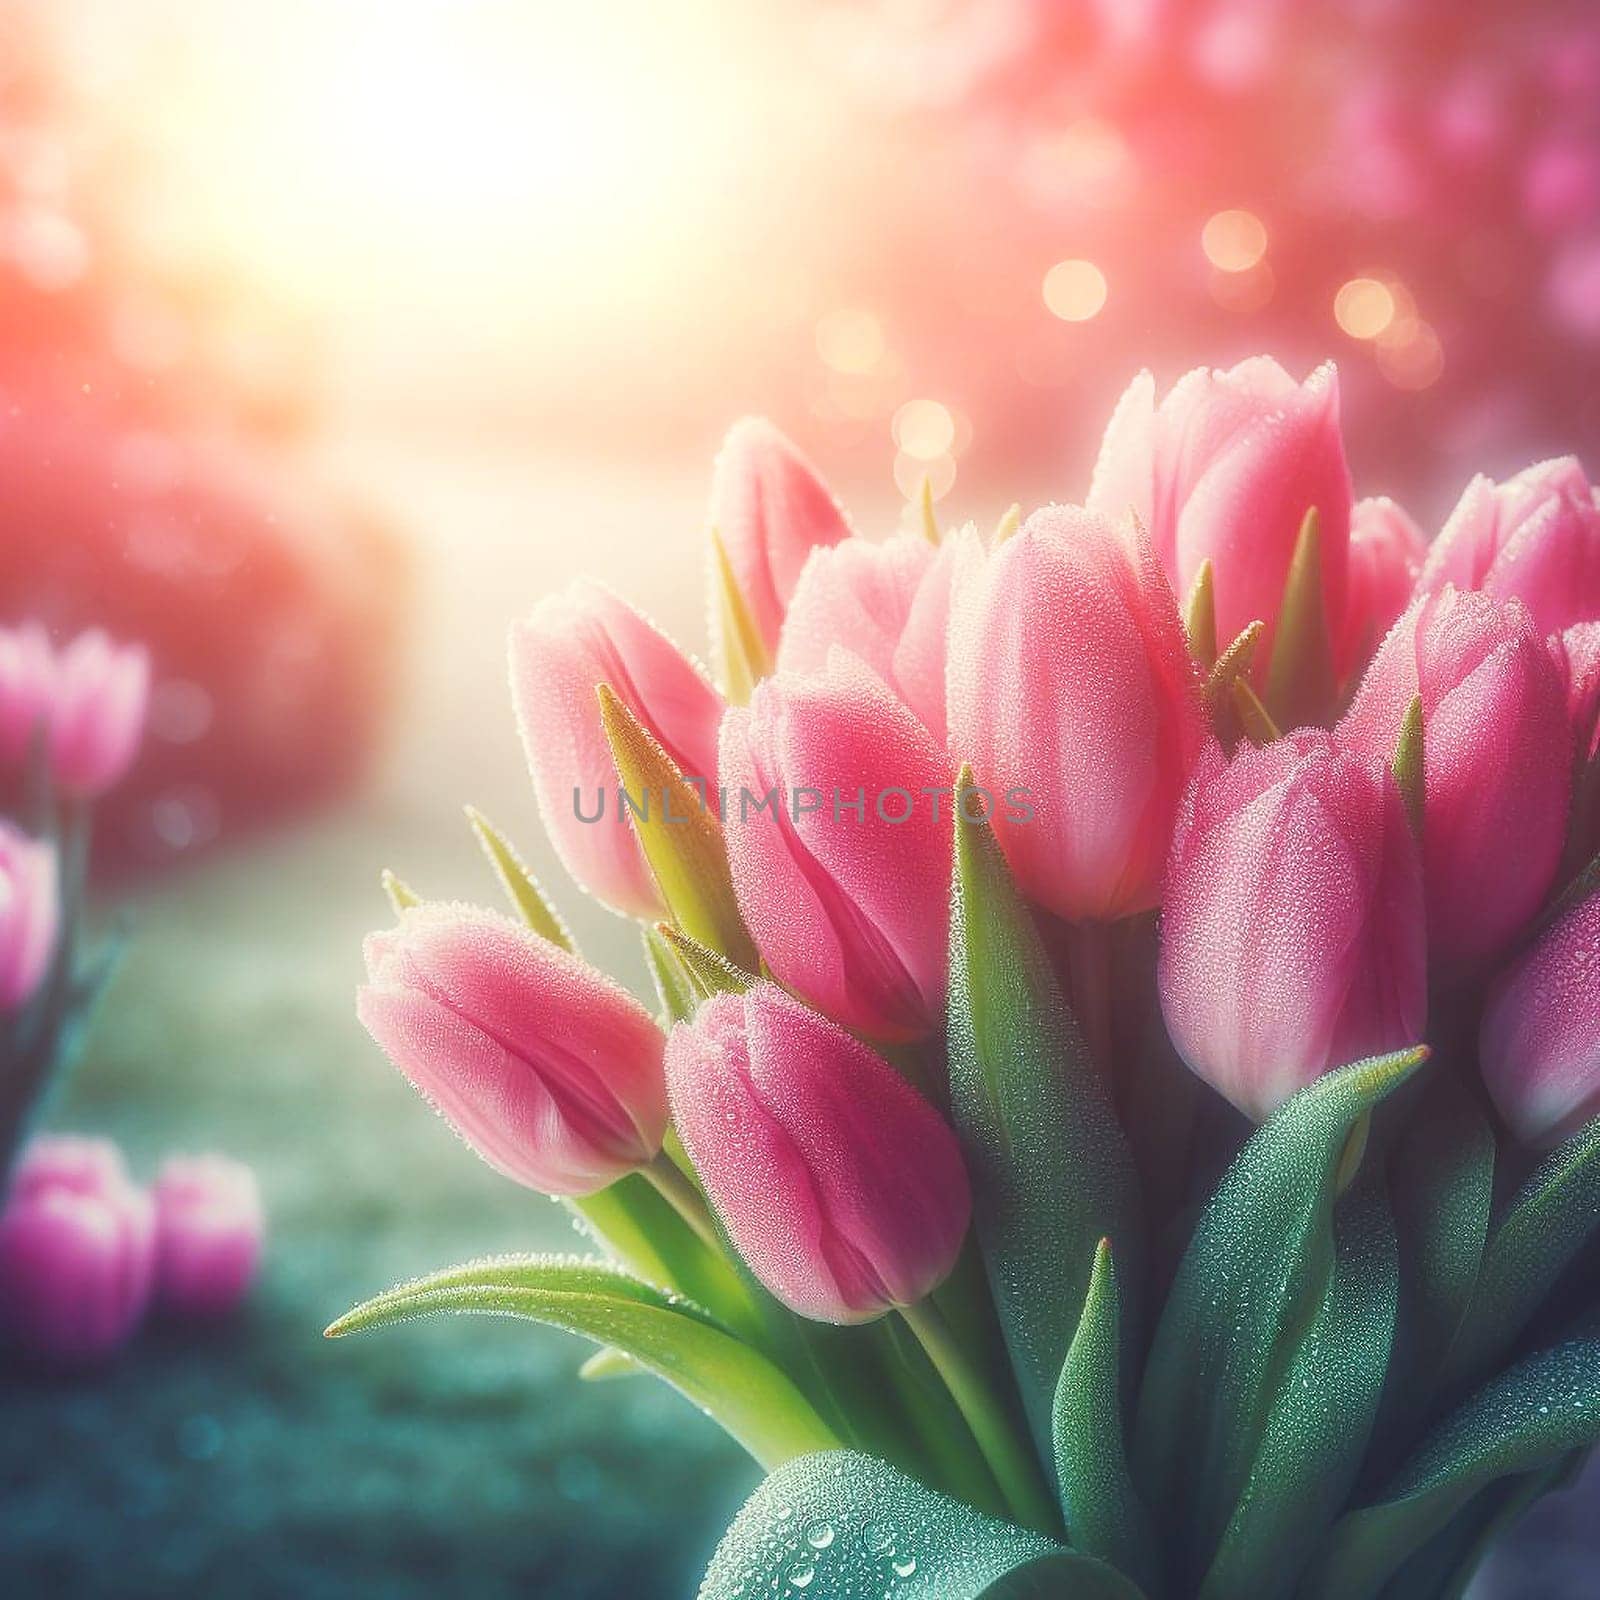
top-left (776, 526), bottom-right (979, 746)
top-left (1481, 891), bottom-right (1600, 1145)
top-left (1416, 458), bottom-right (1600, 638)
top-left (720, 651), bottom-right (952, 1039)
top-left (0, 621), bottom-right (57, 767)
top-left (1159, 731), bottom-right (1427, 1121)
top-left (1339, 588), bottom-right (1571, 980)
top-left (1338, 497), bottom-right (1428, 680)
top-left (946, 506), bottom-right (1206, 922)
top-left (0, 1135), bottom-right (154, 1365)
top-left (47, 629), bottom-right (149, 799)
top-left (708, 418), bottom-right (853, 660)
top-left (1551, 621), bottom-right (1600, 759)
top-left (153, 1154), bottom-right (264, 1318)
top-left (358, 903), bottom-right (666, 1195)
top-left (0, 822), bottom-right (57, 1013)
top-left (1086, 359), bottom-right (1353, 665)
top-left (665, 983), bottom-right (970, 1324)
top-left (509, 580), bottom-right (724, 919)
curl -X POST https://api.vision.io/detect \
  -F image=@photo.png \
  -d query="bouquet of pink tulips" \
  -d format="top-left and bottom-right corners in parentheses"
top-left (337, 359), bottom-right (1600, 1599)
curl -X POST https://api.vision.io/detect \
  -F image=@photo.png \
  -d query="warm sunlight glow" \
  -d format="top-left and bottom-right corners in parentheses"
top-left (1042, 259), bottom-right (1108, 321)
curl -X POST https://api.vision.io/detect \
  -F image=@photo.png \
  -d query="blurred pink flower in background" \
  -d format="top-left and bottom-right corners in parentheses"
top-left (1159, 729), bottom-right (1427, 1121)
top-left (46, 630), bottom-right (150, 800)
top-left (0, 821), bottom-right (57, 1013)
top-left (358, 903), bottom-right (667, 1196)
top-left (665, 982), bottom-right (969, 1325)
top-left (152, 1154), bottom-right (264, 1318)
top-left (0, 1135), bottom-right (154, 1366)
top-left (0, 622), bottom-right (57, 767)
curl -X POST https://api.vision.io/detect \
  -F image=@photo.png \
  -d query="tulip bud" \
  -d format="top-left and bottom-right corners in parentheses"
top-left (708, 418), bottom-right (853, 661)
top-left (358, 903), bottom-right (667, 1195)
top-left (1417, 457), bottom-right (1600, 638)
top-left (1159, 731), bottom-right (1427, 1121)
top-left (1338, 497), bottom-right (1427, 679)
top-left (1482, 891), bottom-right (1600, 1145)
top-left (509, 580), bottom-right (724, 919)
top-left (1339, 588), bottom-right (1571, 979)
top-left (777, 526), bottom-right (979, 746)
top-left (720, 651), bottom-right (952, 1039)
top-left (1086, 359), bottom-right (1353, 665)
top-left (0, 822), bottom-right (57, 1014)
top-left (1551, 621), bottom-right (1600, 759)
top-left (47, 629), bottom-right (149, 799)
top-left (0, 621), bottom-right (57, 768)
top-left (0, 1136), bottom-right (154, 1365)
top-left (153, 1154), bottom-right (264, 1318)
top-left (665, 983), bottom-right (970, 1323)
top-left (946, 506), bottom-right (1206, 922)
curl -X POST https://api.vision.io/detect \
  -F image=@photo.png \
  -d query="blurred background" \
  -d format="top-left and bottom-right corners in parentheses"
top-left (1, 0), bottom-right (1598, 1593)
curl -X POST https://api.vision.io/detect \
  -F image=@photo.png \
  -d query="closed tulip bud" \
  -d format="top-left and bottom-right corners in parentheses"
top-left (510, 581), bottom-right (724, 919)
top-left (1087, 359), bottom-right (1353, 662)
top-left (0, 1137), bottom-right (154, 1365)
top-left (0, 822), bottom-right (57, 1014)
top-left (1551, 621), bottom-right (1600, 759)
top-left (946, 506), bottom-right (1206, 922)
top-left (1159, 731), bottom-right (1427, 1121)
top-left (721, 651), bottom-right (952, 1039)
top-left (48, 630), bottom-right (149, 799)
top-left (153, 1155), bottom-right (264, 1318)
top-left (1339, 497), bottom-right (1428, 679)
top-left (777, 526), bottom-right (979, 746)
top-left (1340, 588), bottom-right (1572, 979)
top-left (1482, 892), bottom-right (1600, 1145)
top-left (665, 983), bottom-right (970, 1324)
top-left (708, 418), bottom-right (853, 660)
top-left (0, 621), bottom-right (57, 767)
top-left (358, 904), bottom-right (667, 1195)
top-left (1417, 457), bottom-right (1600, 638)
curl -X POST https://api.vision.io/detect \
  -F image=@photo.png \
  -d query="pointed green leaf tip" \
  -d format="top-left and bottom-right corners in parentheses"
top-left (653, 922), bottom-right (755, 1000)
top-left (380, 869), bottom-right (420, 914)
top-left (1052, 1240), bottom-right (1158, 1595)
top-left (327, 1255), bottom-right (837, 1470)
top-left (1265, 506), bottom-right (1334, 730)
top-left (993, 503), bottom-right (1022, 545)
top-left (464, 805), bottom-right (575, 952)
top-left (947, 765), bottom-right (1142, 1467)
top-left (1391, 696), bottom-right (1424, 835)
top-left (917, 475), bottom-right (942, 544)
top-left (709, 525), bottom-right (771, 705)
top-left (596, 683), bottom-right (758, 970)
top-left (1185, 559), bottom-right (1218, 670)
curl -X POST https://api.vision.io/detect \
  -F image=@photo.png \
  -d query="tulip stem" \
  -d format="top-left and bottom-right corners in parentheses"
top-left (898, 1299), bottom-right (1060, 1537)
top-left (642, 1155), bottom-right (722, 1253)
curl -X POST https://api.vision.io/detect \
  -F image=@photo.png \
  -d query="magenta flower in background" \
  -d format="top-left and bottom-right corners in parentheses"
top-left (1339, 587), bottom-right (1572, 980)
top-left (0, 621), bottom-right (57, 768)
top-left (1338, 496), bottom-right (1427, 681)
top-left (1482, 890), bottom-right (1600, 1146)
top-left (665, 983), bottom-right (970, 1324)
top-left (358, 903), bottom-right (667, 1196)
top-left (47, 629), bottom-right (150, 800)
top-left (1417, 458), bottom-right (1600, 639)
top-left (0, 821), bottom-right (57, 1014)
top-left (0, 1135), bottom-right (154, 1366)
top-left (152, 1154), bottom-right (264, 1318)
top-left (776, 526), bottom-right (979, 746)
top-left (708, 417), bottom-right (854, 662)
top-left (1086, 359), bottom-right (1353, 663)
top-left (947, 505), bottom-right (1206, 923)
top-left (1159, 730), bottom-right (1428, 1122)
top-left (720, 650), bottom-right (953, 1039)
top-left (509, 580), bottom-right (725, 919)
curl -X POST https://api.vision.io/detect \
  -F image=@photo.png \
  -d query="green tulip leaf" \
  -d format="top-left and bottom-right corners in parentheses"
top-left (1200, 1171), bottom-right (1398, 1600)
top-left (1264, 505), bottom-right (1334, 730)
top-left (1132, 1046), bottom-right (1426, 1587)
top-left (1437, 1115), bottom-right (1600, 1397)
top-left (327, 1254), bottom-right (837, 1470)
top-left (464, 805), bottom-right (576, 951)
top-left (699, 1450), bottom-right (1147, 1600)
top-left (642, 925), bottom-right (697, 1026)
top-left (709, 524), bottom-right (772, 706)
top-left (653, 921), bottom-right (756, 1000)
top-left (1052, 1240), bottom-right (1158, 1594)
top-left (1305, 1337), bottom-right (1600, 1600)
top-left (948, 772), bottom-right (1143, 1465)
